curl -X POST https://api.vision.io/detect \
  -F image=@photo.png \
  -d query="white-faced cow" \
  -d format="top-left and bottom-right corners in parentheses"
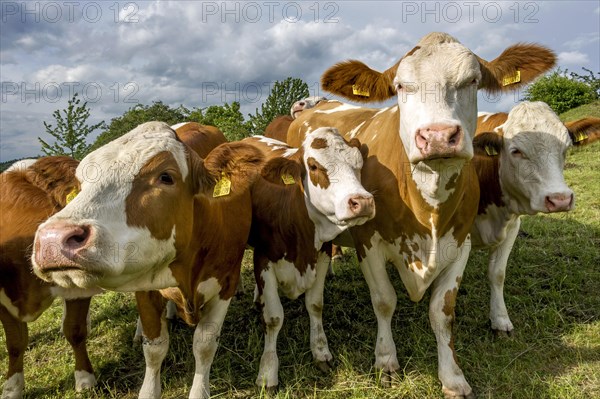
top-left (1, 156), bottom-right (100, 399)
top-left (31, 121), bottom-right (265, 399)
top-left (287, 32), bottom-right (556, 398)
top-left (472, 101), bottom-right (575, 335)
top-left (264, 96), bottom-right (327, 142)
top-left (243, 128), bottom-right (374, 389)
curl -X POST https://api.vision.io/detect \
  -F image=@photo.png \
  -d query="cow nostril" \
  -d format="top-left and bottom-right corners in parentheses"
top-left (65, 226), bottom-right (90, 248)
top-left (448, 131), bottom-right (460, 146)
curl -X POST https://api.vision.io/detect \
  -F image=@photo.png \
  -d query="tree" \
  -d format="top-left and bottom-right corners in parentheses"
top-left (188, 102), bottom-right (251, 141)
top-left (38, 93), bottom-right (106, 160)
top-left (247, 77), bottom-right (309, 134)
top-left (569, 67), bottom-right (600, 99)
top-left (90, 101), bottom-right (188, 151)
top-left (523, 68), bottom-right (597, 114)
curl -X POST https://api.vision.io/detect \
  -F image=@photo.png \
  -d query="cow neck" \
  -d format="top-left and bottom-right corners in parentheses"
top-left (472, 148), bottom-right (504, 215)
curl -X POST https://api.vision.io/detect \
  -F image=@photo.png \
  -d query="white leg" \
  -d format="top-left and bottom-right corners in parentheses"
top-left (189, 297), bottom-right (231, 399)
top-left (305, 251), bottom-right (333, 371)
top-left (489, 216), bottom-right (520, 334)
top-left (429, 241), bottom-right (473, 399)
top-left (138, 317), bottom-right (169, 399)
top-left (1, 373), bottom-right (24, 399)
top-left (255, 266), bottom-right (283, 389)
top-left (359, 247), bottom-right (399, 383)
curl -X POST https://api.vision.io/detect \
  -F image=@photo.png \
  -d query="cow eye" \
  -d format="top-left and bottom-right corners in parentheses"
top-left (159, 172), bottom-right (174, 185)
top-left (510, 148), bottom-right (524, 158)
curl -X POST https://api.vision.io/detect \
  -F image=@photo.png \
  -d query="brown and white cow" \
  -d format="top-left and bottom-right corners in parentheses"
top-left (1, 156), bottom-right (100, 399)
top-left (31, 121), bottom-right (265, 399)
top-left (243, 128), bottom-right (374, 389)
top-left (472, 101), bottom-right (575, 335)
top-left (288, 32), bottom-right (555, 398)
top-left (264, 96), bottom-right (327, 142)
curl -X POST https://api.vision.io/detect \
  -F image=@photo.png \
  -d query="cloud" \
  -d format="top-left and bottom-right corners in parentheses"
top-left (558, 51), bottom-right (590, 66)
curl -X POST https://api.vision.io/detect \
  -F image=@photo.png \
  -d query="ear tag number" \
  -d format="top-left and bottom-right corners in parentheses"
top-left (352, 85), bottom-right (370, 97)
top-left (502, 70), bottom-right (521, 86)
top-left (66, 187), bottom-right (79, 204)
top-left (213, 173), bottom-right (231, 197)
top-left (485, 145), bottom-right (499, 156)
top-left (281, 174), bottom-right (296, 185)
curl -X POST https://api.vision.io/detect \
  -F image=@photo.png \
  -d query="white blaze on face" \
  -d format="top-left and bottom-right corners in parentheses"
top-left (33, 122), bottom-right (187, 290)
top-left (394, 42), bottom-right (480, 163)
top-left (299, 128), bottom-right (374, 243)
top-left (498, 101), bottom-right (574, 214)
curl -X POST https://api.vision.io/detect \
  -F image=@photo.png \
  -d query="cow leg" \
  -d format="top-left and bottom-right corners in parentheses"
top-left (305, 251), bottom-right (333, 372)
top-left (135, 291), bottom-right (168, 399)
top-left (62, 297), bottom-right (96, 391)
top-left (254, 264), bottom-right (283, 389)
top-left (429, 244), bottom-right (474, 399)
top-left (189, 297), bottom-right (231, 399)
top-left (359, 248), bottom-right (399, 386)
top-left (0, 307), bottom-right (27, 399)
top-left (489, 216), bottom-right (520, 336)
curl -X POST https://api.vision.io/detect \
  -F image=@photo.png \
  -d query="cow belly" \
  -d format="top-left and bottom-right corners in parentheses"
top-left (50, 286), bottom-right (103, 300)
top-left (273, 259), bottom-right (317, 299)
top-left (377, 230), bottom-right (471, 302)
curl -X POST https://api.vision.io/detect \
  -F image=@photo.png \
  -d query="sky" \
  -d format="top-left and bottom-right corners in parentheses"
top-left (1, 0), bottom-right (599, 161)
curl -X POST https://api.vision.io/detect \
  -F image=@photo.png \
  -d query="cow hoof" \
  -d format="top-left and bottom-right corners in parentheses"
top-left (377, 369), bottom-right (395, 388)
top-left (257, 384), bottom-right (278, 396)
top-left (444, 391), bottom-right (476, 399)
top-left (315, 359), bottom-right (333, 373)
top-left (492, 328), bottom-right (514, 338)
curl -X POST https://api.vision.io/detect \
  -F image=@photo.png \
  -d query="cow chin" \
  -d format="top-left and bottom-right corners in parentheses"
top-left (37, 267), bottom-right (102, 290)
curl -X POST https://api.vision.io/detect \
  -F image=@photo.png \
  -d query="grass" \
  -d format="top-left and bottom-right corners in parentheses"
top-left (560, 100), bottom-right (600, 122)
top-left (1, 146), bottom-right (599, 399)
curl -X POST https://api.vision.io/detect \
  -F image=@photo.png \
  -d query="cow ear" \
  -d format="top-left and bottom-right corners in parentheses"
top-left (346, 138), bottom-right (369, 160)
top-left (192, 142), bottom-right (265, 197)
top-left (321, 59), bottom-right (400, 103)
top-left (261, 157), bottom-right (305, 188)
top-left (477, 43), bottom-right (556, 93)
top-left (472, 132), bottom-right (503, 157)
top-left (565, 117), bottom-right (600, 146)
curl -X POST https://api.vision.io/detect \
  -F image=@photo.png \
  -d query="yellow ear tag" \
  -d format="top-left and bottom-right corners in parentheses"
top-left (66, 187), bottom-right (79, 204)
top-left (213, 173), bottom-right (231, 198)
top-left (281, 174), bottom-right (296, 185)
top-left (352, 85), bottom-right (370, 97)
top-left (485, 145), bottom-right (499, 156)
top-left (574, 132), bottom-right (588, 143)
top-left (502, 70), bottom-right (521, 86)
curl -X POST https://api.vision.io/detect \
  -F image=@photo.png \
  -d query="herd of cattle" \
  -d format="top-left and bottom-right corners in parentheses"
top-left (1, 32), bottom-right (599, 399)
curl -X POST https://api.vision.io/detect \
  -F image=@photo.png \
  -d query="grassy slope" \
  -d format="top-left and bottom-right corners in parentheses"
top-left (560, 100), bottom-right (600, 121)
top-left (1, 147), bottom-right (599, 398)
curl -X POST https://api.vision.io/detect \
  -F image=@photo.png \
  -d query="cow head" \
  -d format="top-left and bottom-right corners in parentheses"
top-left (261, 127), bottom-right (374, 241)
top-left (290, 96), bottom-right (328, 119)
top-left (31, 121), bottom-right (262, 290)
top-left (475, 101), bottom-right (574, 215)
top-left (320, 32), bottom-right (556, 164)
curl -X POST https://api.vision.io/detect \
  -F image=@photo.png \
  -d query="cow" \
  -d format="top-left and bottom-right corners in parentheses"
top-left (171, 122), bottom-right (227, 157)
top-left (31, 121), bottom-right (266, 399)
top-left (1, 156), bottom-right (100, 399)
top-left (564, 116), bottom-right (600, 146)
top-left (472, 102), bottom-right (575, 335)
top-left (264, 96), bottom-right (327, 142)
top-left (243, 128), bottom-right (375, 390)
top-left (287, 32), bottom-right (556, 398)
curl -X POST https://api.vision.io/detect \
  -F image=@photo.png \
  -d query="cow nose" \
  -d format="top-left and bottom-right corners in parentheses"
top-left (298, 101), bottom-right (305, 107)
top-left (34, 223), bottom-right (92, 270)
top-left (415, 124), bottom-right (462, 158)
top-left (348, 195), bottom-right (375, 218)
top-left (545, 193), bottom-right (574, 212)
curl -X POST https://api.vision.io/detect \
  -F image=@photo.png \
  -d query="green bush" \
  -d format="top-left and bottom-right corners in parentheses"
top-left (524, 68), bottom-right (597, 114)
